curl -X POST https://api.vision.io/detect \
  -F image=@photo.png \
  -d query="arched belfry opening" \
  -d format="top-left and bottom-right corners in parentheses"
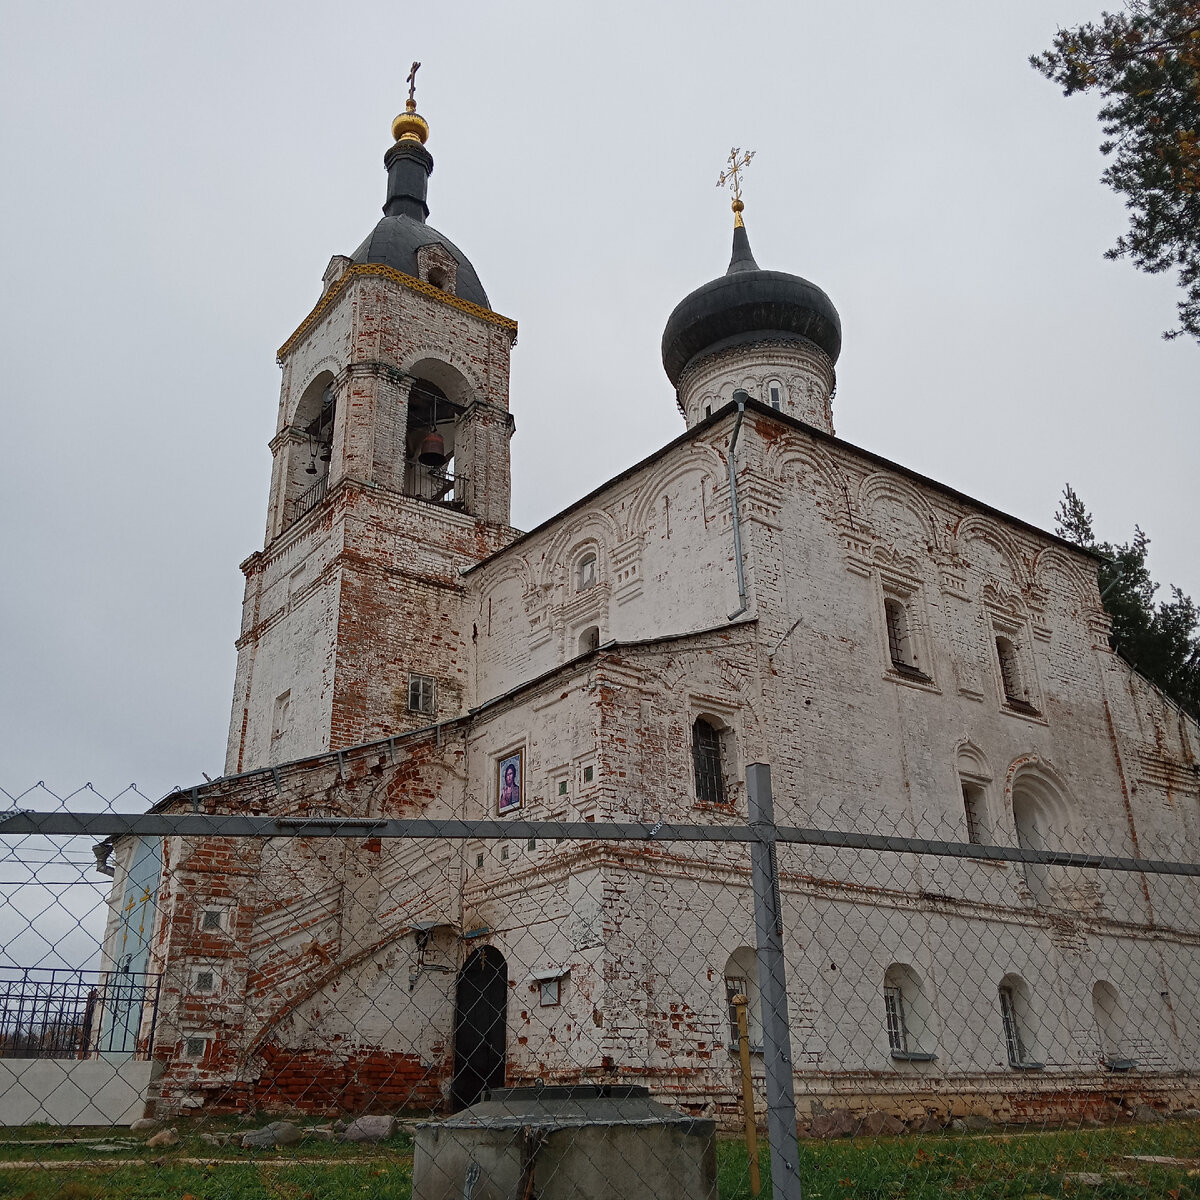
top-left (283, 371), bottom-right (337, 530)
top-left (403, 359), bottom-right (472, 509)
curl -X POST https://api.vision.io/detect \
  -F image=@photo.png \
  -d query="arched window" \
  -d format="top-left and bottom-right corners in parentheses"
top-left (996, 636), bottom-right (1024, 703)
top-left (576, 553), bottom-right (597, 592)
top-left (998, 974), bottom-right (1042, 1069)
top-left (883, 964), bottom-right (936, 1060)
top-left (765, 380), bottom-right (785, 411)
top-left (1011, 769), bottom-right (1071, 908)
top-left (1092, 980), bottom-right (1136, 1070)
top-left (578, 625), bottom-right (600, 654)
top-left (692, 717), bottom-right (726, 806)
top-left (957, 743), bottom-right (992, 847)
top-left (724, 947), bottom-right (762, 1050)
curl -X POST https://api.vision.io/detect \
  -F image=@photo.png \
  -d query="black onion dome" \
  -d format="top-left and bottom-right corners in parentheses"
top-left (352, 217), bottom-right (490, 309)
top-left (661, 224), bottom-right (841, 388)
top-left (352, 126), bottom-right (490, 309)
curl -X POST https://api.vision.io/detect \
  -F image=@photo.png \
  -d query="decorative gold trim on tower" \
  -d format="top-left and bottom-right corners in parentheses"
top-left (276, 264), bottom-right (517, 363)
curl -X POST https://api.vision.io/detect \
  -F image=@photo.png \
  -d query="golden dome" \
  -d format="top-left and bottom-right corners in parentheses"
top-left (391, 99), bottom-right (429, 145)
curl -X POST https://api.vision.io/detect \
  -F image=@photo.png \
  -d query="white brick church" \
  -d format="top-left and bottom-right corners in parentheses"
top-left (118, 85), bottom-right (1200, 1126)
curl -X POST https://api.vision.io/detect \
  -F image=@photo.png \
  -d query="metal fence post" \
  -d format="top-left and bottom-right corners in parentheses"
top-left (747, 762), bottom-right (804, 1200)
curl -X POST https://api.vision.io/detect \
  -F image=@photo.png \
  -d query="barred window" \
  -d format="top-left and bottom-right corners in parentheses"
top-left (408, 673), bottom-right (437, 716)
top-left (885, 598), bottom-right (915, 669)
top-left (999, 984), bottom-right (1030, 1066)
top-left (195, 971), bottom-right (215, 993)
top-left (962, 783), bottom-right (985, 845)
top-left (725, 975), bottom-right (749, 1045)
top-left (884, 984), bottom-right (909, 1055)
top-left (692, 717), bottom-right (725, 806)
top-left (201, 910), bottom-right (222, 931)
top-left (884, 963), bottom-right (935, 1060)
top-left (185, 1036), bottom-right (206, 1058)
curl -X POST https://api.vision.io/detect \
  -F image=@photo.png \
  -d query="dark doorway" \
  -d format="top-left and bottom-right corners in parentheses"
top-left (450, 946), bottom-right (507, 1111)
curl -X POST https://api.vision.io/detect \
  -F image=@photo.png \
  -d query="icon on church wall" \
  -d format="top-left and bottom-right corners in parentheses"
top-left (497, 750), bottom-right (523, 815)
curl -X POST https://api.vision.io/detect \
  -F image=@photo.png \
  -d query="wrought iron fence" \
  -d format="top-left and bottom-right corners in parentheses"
top-left (403, 462), bottom-right (469, 507)
top-left (0, 967), bottom-right (160, 1060)
top-left (283, 471), bottom-right (329, 529)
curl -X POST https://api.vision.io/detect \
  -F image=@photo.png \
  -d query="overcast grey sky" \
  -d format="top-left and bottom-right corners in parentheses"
top-left (1, 0), bottom-right (1196, 803)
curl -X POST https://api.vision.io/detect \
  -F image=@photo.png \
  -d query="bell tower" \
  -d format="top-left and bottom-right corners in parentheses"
top-left (226, 78), bottom-right (519, 774)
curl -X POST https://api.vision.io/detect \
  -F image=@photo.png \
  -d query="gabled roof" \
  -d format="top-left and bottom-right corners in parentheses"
top-left (466, 397), bottom-right (1103, 576)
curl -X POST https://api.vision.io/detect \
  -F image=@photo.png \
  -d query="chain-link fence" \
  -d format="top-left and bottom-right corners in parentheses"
top-left (3, 771), bottom-right (1200, 1199)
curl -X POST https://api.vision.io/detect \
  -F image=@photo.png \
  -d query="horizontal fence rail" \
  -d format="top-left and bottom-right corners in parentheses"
top-left (5, 808), bottom-right (1200, 877)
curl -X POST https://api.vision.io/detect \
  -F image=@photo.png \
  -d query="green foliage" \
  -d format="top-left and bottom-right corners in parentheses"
top-left (4, 1122), bottom-right (1200, 1200)
top-left (1030, 1), bottom-right (1200, 343)
top-left (1055, 483), bottom-right (1200, 718)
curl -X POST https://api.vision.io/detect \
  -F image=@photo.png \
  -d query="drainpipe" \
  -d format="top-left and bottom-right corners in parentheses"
top-left (727, 390), bottom-right (750, 620)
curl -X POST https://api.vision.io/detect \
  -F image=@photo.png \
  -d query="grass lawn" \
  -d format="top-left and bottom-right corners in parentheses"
top-left (1, 1119), bottom-right (1197, 1197)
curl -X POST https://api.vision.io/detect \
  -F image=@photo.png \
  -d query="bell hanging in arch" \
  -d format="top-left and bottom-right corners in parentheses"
top-left (418, 430), bottom-right (447, 466)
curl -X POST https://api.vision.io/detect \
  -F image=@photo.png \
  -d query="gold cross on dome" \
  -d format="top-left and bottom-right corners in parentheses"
top-left (716, 146), bottom-right (755, 204)
top-left (407, 61), bottom-right (421, 105)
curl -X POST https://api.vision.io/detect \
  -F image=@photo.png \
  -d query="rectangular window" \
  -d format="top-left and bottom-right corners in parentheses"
top-left (962, 785), bottom-right (984, 845)
top-left (201, 910), bottom-right (222, 931)
top-left (271, 690), bottom-right (291, 741)
top-left (885, 600), bottom-right (909, 667)
top-left (558, 780), bottom-right (568, 796)
top-left (527, 837), bottom-right (537, 851)
top-left (884, 985), bottom-right (909, 1054)
top-left (996, 637), bottom-right (1023, 702)
top-left (539, 978), bottom-right (562, 1007)
top-left (693, 719), bottom-right (726, 806)
top-left (725, 976), bottom-right (748, 1046)
top-left (576, 556), bottom-right (597, 591)
top-left (185, 1036), bottom-right (206, 1059)
top-left (195, 971), bottom-right (215, 993)
top-left (999, 986), bottom-right (1028, 1066)
top-left (475, 852), bottom-right (484, 868)
top-left (582, 765), bottom-right (594, 784)
top-left (408, 674), bottom-right (437, 716)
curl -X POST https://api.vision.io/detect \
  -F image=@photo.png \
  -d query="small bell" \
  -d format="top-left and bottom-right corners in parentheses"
top-left (305, 458), bottom-right (318, 476)
top-left (319, 442), bottom-right (332, 463)
top-left (418, 430), bottom-right (447, 466)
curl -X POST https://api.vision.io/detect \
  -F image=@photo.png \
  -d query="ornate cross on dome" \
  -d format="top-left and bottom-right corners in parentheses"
top-left (717, 146), bottom-right (755, 227)
top-left (407, 61), bottom-right (421, 105)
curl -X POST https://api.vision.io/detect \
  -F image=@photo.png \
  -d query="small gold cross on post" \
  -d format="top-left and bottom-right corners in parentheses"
top-left (406, 61), bottom-right (421, 106)
top-left (717, 146), bottom-right (755, 227)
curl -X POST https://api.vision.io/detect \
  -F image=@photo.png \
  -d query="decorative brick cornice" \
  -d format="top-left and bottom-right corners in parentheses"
top-left (276, 263), bottom-right (518, 363)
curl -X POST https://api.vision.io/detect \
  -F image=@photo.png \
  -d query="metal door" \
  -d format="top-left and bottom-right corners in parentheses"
top-left (450, 946), bottom-right (507, 1110)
